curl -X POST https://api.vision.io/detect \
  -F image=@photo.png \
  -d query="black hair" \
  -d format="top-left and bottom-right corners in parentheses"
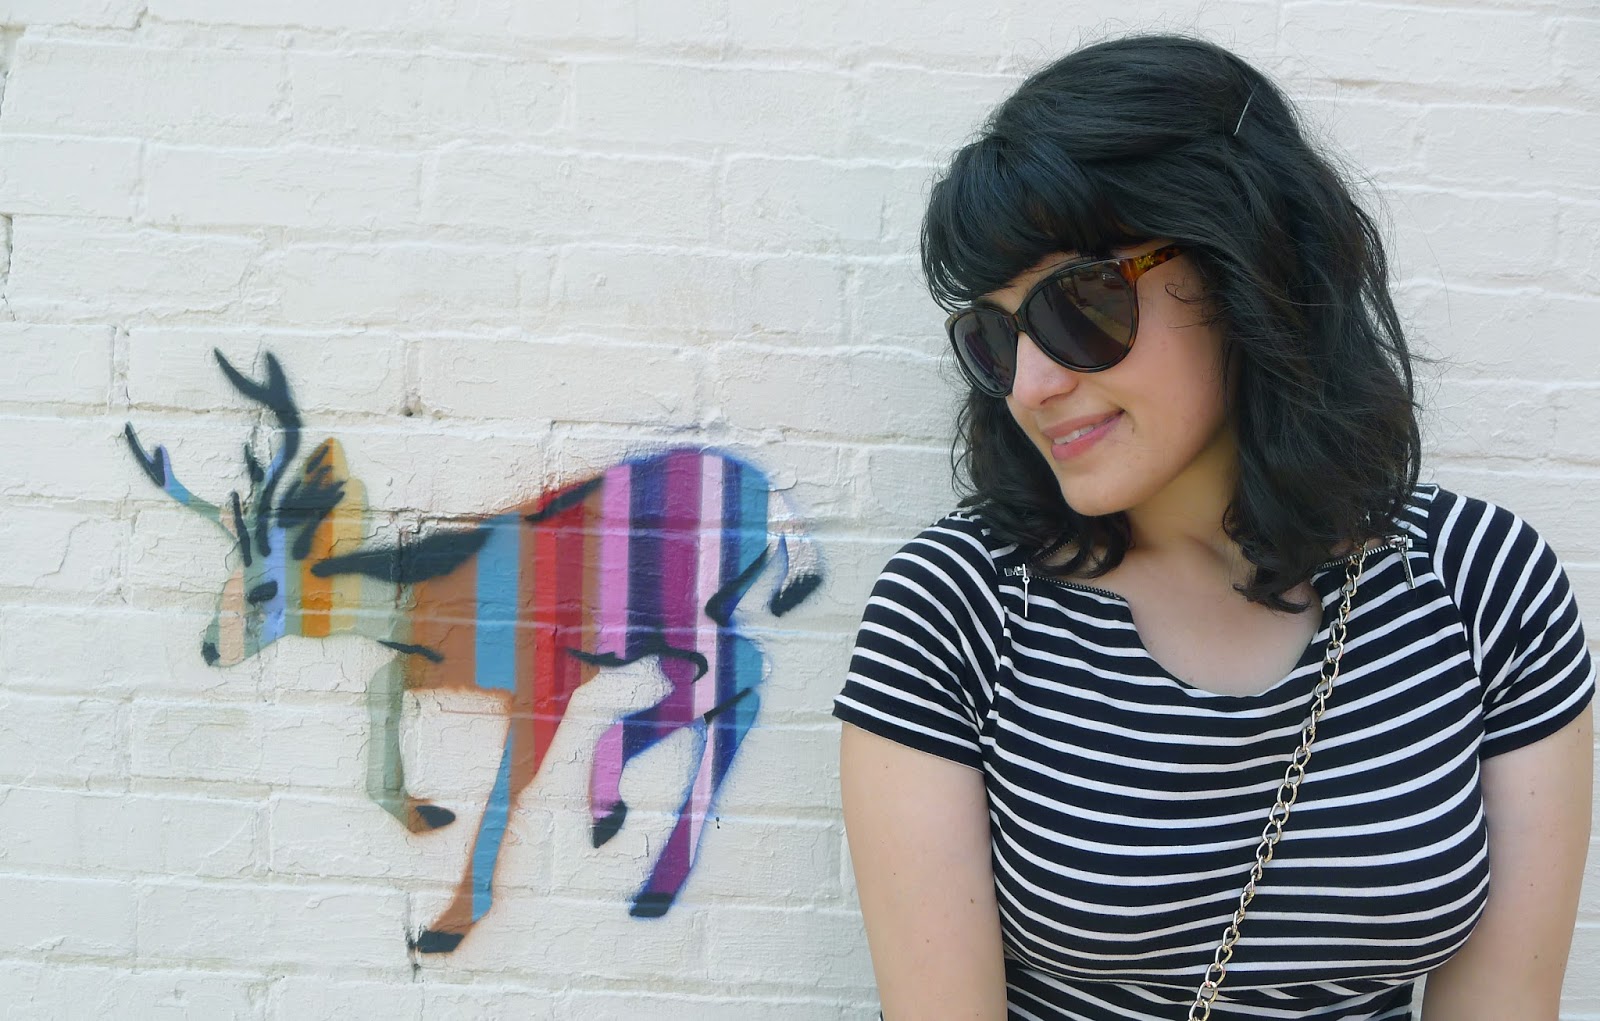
top-left (921, 33), bottom-right (1424, 612)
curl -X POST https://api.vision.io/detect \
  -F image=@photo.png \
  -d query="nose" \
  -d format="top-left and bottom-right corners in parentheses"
top-left (1007, 330), bottom-right (1080, 409)
top-left (201, 641), bottom-right (219, 666)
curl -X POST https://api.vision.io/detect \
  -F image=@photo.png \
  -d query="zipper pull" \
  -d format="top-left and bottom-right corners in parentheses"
top-left (1020, 563), bottom-right (1030, 617)
top-left (1387, 532), bottom-right (1415, 589)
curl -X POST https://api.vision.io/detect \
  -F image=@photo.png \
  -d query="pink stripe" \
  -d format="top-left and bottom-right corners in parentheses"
top-left (598, 464), bottom-right (631, 656)
top-left (693, 457), bottom-right (723, 719)
top-left (661, 451), bottom-right (701, 649)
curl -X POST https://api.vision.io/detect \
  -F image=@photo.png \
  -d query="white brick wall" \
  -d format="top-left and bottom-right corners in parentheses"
top-left (0, 1), bottom-right (1593, 1018)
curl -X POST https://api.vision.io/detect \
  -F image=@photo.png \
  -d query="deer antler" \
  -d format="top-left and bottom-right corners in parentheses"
top-left (123, 421), bottom-right (227, 528)
top-left (213, 348), bottom-right (302, 559)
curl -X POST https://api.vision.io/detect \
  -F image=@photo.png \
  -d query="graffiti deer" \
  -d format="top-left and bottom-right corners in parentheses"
top-left (125, 349), bottom-right (822, 952)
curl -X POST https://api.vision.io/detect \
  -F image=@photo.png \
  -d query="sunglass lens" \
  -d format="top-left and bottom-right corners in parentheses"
top-left (950, 308), bottom-right (1016, 396)
top-left (1027, 264), bottom-right (1135, 369)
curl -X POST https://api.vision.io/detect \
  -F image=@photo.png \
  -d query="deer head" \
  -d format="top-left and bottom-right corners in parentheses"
top-left (126, 349), bottom-right (368, 666)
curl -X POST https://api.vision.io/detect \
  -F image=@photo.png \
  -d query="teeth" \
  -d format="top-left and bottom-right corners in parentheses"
top-left (1060, 414), bottom-right (1114, 444)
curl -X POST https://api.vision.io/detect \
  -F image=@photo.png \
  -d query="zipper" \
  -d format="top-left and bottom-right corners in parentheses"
top-left (1002, 530), bottom-right (1416, 616)
top-left (1001, 562), bottom-right (1124, 617)
top-left (1316, 531), bottom-right (1415, 589)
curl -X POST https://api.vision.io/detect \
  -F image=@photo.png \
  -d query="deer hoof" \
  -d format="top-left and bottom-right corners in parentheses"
top-left (629, 890), bottom-right (675, 919)
top-left (414, 804), bottom-right (456, 830)
top-left (591, 800), bottom-right (627, 847)
top-left (410, 928), bottom-right (464, 954)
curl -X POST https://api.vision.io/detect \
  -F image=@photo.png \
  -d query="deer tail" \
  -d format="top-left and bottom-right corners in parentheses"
top-left (765, 489), bottom-right (823, 617)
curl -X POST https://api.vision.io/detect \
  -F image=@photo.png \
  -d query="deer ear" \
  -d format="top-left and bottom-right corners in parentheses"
top-left (281, 438), bottom-right (366, 562)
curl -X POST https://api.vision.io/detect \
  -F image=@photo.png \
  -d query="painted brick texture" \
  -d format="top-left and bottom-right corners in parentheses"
top-left (0, 1), bottom-right (1594, 1019)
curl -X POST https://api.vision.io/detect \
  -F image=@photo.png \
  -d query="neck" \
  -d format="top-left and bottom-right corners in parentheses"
top-left (1122, 421), bottom-right (1244, 578)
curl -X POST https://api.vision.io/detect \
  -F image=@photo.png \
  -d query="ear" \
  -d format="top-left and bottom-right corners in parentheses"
top-left (279, 438), bottom-right (366, 562)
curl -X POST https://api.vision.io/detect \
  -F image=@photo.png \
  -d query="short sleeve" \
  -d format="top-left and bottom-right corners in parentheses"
top-left (832, 517), bottom-right (1003, 771)
top-left (1431, 492), bottom-right (1597, 759)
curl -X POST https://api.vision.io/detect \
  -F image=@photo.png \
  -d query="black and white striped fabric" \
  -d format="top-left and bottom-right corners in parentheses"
top-left (834, 484), bottom-right (1594, 1020)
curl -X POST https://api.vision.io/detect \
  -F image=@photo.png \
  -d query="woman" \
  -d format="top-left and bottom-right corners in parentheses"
top-left (834, 34), bottom-right (1594, 1020)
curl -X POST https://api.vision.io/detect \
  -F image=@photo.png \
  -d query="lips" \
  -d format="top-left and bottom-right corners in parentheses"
top-left (1042, 411), bottom-right (1122, 444)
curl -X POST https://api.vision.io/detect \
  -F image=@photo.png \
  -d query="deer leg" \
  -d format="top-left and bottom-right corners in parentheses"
top-left (630, 684), bottom-right (760, 918)
top-left (366, 659), bottom-right (455, 833)
top-left (628, 628), bottom-right (764, 918)
top-left (588, 647), bottom-right (704, 847)
top-left (411, 727), bottom-right (516, 954)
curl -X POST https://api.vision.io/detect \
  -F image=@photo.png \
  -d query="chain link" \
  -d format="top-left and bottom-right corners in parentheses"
top-left (1185, 551), bottom-right (1367, 1021)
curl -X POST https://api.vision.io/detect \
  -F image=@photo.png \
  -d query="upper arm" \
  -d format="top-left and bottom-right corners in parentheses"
top-left (1421, 703), bottom-right (1593, 1019)
top-left (841, 723), bottom-right (1008, 1021)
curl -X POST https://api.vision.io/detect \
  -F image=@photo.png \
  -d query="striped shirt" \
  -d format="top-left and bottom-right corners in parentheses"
top-left (834, 484), bottom-right (1594, 1020)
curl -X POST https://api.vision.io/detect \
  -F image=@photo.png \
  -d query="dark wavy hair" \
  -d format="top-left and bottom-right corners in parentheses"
top-left (921, 33), bottom-right (1424, 612)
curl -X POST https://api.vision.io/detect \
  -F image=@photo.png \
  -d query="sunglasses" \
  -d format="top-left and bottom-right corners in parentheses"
top-left (945, 243), bottom-right (1186, 397)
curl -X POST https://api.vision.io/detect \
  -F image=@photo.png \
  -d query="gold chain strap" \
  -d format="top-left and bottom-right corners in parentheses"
top-left (1185, 550), bottom-right (1368, 1021)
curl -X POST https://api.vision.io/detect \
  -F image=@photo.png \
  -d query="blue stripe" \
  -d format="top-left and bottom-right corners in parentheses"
top-left (628, 456), bottom-right (666, 659)
top-left (261, 523), bottom-right (287, 646)
top-left (474, 514), bottom-right (519, 692)
top-left (471, 735), bottom-right (513, 921)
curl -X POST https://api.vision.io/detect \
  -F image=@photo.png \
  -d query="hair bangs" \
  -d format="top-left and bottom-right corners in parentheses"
top-left (921, 136), bottom-right (1136, 311)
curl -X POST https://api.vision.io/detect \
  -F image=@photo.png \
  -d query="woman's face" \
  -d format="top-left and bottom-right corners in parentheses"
top-left (993, 241), bottom-right (1236, 521)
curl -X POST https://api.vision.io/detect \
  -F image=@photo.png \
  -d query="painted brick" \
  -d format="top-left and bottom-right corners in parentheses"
top-left (701, 902), bottom-right (878, 991)
top-left (1399, 283), bottom-right (1600, 381)
top-left (145, 144), bottom-right (421, 229)
top-left (262, 243), bottom-right (536, 327)
top-left (0, 415), bottom-right (140, 502)
top-left (573, 62), bottom-right (852, 155)
top-left (418, 335), bottom-right (703, 426)
top-left (131, 701), bottom-right (372, 790)
top-left (7, 221), bottom-right (260, 321)
top-left (137, 879), bottom-right (409, 969)
top-left (425, 148), bottom-right (716, 241)
top-left (635, 0), bottom-right (725, 47)
top-left (1422, 379), bottom-right (1558, 461)
top-left (848, 66), bottom-right (1021, 158)
top-left (151, 0), bottom-right (633, 42)
top-left (1550, 385), bottom-right (1600, 465)
top-left (848, 257), bottom-right (951, 348)
top-left (266, 793), bottom-right (501, 886)
top-left (0, 876), bottom-right (136, 955)
top-left (0, 507), bottom-right (124, 597)
top-left (551, 247), bottom-right (844, 337)
top-left (0, 787), bottom-right (257, 878)
top-left (1557, 198), bottom-right (1600, 292)
top-left (0, 324), bottom-right (113, 407)
top-left (721, 157), bottom-right (899, 249)
top-left (2, 40), bottom-right (285, 144)
top-left (562, 990), bottom-right (847, 1020)
top-left (0, 0), bottom-right (142, 27)
top-left (267, 976), bottom-right (423, 1021)
top-left (1387, 187), bottom-right (1559, 285)
top-left (0, 605), bottom-right (246, 696)
top-left (1296, 95), bottom-right (1423, 175)
top-left (0, 136), bottom-right (139, 218)
top-left (1420, 104), bottom-right (1600, 192)
top-left (710, 343), bottom-right (948, 441)
top-left (718, 723), bottom-right (839, 814)
top-left (127, 328), bottom-right (409, 416)
top-left (859, 443), bottom-right (963, 528)
top-left (415, 890), bottom-right (708, 981)
top-left (0, 963), bottom-right (264, 1021)
top-left (1281, 2), bottom-right (1553, 91)
top-left (0, 693), bottom-right (124, 784)
top-left (728, 0), bottom-right (1273, 62)
top-left (1554, 18), bottom-right (1600, 106)
top-left (1567, 924), bottom-right (1600, 1014)
top-left (289, 51), bottom-right (563, 143)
